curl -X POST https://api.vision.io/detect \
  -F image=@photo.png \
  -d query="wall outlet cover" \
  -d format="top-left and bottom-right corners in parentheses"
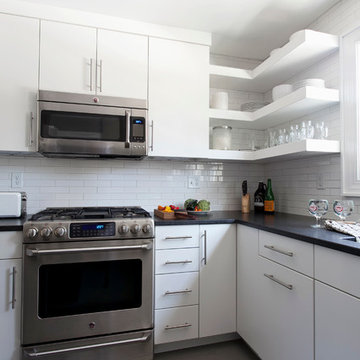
top-left (188, 176), bottom-right (200, 189)
top-left (11, 172), bottom-right (23, 188)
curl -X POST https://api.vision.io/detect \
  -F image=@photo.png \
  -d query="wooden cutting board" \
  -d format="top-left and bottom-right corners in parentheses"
top-left (154, 209), bottom-right (176, 219)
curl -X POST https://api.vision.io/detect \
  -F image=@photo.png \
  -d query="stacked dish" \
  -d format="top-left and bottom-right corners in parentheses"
top-left (272, 84), bottom-right (293, 101)
top-left (293, 78), bottom-right (325, 90)
top-left (241, 102), bottom-right (269, 112)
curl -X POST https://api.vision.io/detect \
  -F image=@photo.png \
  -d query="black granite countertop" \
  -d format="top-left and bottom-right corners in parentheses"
top-left (154, 211), bottom-right (360, 257)
top-left (1, 211), bottom-right (359, 257)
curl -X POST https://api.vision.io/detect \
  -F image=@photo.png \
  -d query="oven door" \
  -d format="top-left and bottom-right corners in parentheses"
top-left (38, 101), bottom-right (147, 157)
top-left (22, 239), bottom-right (153, 345)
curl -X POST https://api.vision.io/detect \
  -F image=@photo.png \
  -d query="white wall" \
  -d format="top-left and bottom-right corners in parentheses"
top-left (0, 155), bottom-right (264, 214)
top-left (264, 0), bottom-right (360, 218)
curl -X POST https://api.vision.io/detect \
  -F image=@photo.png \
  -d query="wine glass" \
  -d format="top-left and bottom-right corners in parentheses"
top-left (333, 200), bottom-right (354, 221)
top-left (308, 199), bottom-right (328, 228)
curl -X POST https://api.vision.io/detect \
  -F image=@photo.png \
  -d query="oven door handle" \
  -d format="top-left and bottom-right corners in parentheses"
top-left (26, 243), bottom-right (152, 257)
top-left (24, 334), bottom-right (150, 357)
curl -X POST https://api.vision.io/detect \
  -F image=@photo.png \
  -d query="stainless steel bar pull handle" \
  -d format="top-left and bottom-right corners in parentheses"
top-left (10, 267), bottom-right (16, 309)
top-left (202, 230), bottom-right (207, 265)
top-left (165, 323), bottom-right (192, 330)
top-left (150, 121), bottom-right (154, 151)
top-left (165, 260), bottom-right (192, 265)
top-left (165, 289), bottom-right (192, 295)
top-left (125, 110), bottom-right (131, 148)
top-left (264, 273), bottom-right (293, 290)
top-left (29, 112), bottom-right (35, 146)
top-left (264, 244), bottom-right (293, 257)
top-left (97, 59), bottom-right (103, 92)
top-left (25, 334), bottom-right (150, 357)
top-left (26, 243), bottom-right (152, 256)
top-left (165, 236), bottom-right (192, 240)
top-left (89, 58), bottom-right (94, 91)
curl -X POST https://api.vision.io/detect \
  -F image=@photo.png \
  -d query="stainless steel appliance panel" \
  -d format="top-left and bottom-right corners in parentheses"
top-left (22, 238), bottom-right (153, 345)
top-left (22, 329), bottom-right (153, 360)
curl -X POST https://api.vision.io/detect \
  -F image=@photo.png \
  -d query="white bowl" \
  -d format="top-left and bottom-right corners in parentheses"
top-left (289, 29), bottom-right (306, 42)
top-left (270, 48), bottom-right (281, 57)
top-left (272, 84), bottom-right (293, 101)
top-left (293, 78), bottom-right (325, 90)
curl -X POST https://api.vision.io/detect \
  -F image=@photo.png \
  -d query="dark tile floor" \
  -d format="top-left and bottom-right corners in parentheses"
top-left (155, 339), bottom-right (260, 360)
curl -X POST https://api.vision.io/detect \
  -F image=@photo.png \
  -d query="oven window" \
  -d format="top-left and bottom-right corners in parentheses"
top-left (41, 110), bottom-right (126, 141)
top-left (38, 259), bottom-right (142, 318)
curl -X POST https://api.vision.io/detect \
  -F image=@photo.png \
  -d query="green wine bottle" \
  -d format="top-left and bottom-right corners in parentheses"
top-left (264, 178), bottom-right (275, 214)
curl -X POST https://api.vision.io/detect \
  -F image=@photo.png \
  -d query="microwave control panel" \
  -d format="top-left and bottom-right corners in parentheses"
top-left (131, 117), bottom-right (146, 142)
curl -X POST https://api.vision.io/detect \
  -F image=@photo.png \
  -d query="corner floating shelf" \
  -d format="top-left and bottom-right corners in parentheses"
top-left (208, 139), bottom-right (340, 162)
top-left (209, 86), bottom-right (339, 130)
top-left (210, 30), bottom-right (339, 92)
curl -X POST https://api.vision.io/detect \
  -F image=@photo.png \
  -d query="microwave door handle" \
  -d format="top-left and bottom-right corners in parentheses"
top-left (125, 110), bottom-right (131, 148)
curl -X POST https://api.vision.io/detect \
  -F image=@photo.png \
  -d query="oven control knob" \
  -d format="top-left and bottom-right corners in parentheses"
top-left (27, 228), bottom-right (38, 239)
top-left (131, 224), bottom-right (141, 234)
top-left (40, 227), bottom-right (52, 238)
top-left (119, 224), bottom-right (129, 234)
top-left (142, 224), bottom-right (152, 233)
top-left (54, 227), bottom-right (66, 237)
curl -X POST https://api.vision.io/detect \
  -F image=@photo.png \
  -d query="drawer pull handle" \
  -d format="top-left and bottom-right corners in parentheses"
top-left (264, 273), bottom-right (293, 290)
top-left (165, 322), bottom-right (192, 330)
top-left (165, 260), bottom-right (192, 265)
top-left (264, 245), bottom-right (293, 257)
top-left (165, 289), bottom-right (192, 295)
top-left (164, 236), bottom-right (192, 240)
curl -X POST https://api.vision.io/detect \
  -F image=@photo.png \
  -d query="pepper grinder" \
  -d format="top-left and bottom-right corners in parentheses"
top-left (242, 180), bottom-right (250, 213)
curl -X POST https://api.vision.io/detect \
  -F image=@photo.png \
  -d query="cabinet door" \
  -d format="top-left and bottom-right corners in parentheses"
top-left (0, 14), bottom-right (39, 152)
top-left (40, 21), bottom-right (96, 94)
top-left (97, 30), bottom-right (148, 99)
top-left (315, 281), bottom-right (360, 360)
top-left (237, 225), bottom-right (263, 355)
top-left (199, 224), bottom-right (236, 337)
top-left (256, 257), bottom-right (314, 360)
top-left (0, 259), bottom-right (21, 360)
top-left (148, 38), bottom-right (209, 158)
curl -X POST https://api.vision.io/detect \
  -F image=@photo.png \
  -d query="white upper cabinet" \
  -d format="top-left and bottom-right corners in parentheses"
top-left (40, 21), bottom-right (97, 94)
top-left (0, 14), bottom-right (39, 152)
top-left (148, 38), bottom-right (209, 158)
top-left (97, 30), bottom-right (148, 99)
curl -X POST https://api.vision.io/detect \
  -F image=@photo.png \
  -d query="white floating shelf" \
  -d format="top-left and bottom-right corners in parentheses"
top-left (209, 86), bottom-right (339, 130)
top-left (208, 139), bottom-right (340, 162)
top-left (210, 30), bottom-right (339, 92)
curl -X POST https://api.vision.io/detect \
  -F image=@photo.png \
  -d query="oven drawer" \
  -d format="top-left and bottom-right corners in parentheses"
top-left (22, 330), bottom-right (153, 360)
top-left (155, 225), bottom-right (199, 249)
top-left (155, 305), bottom-right (199, 344)
top-left (155, 248), bottom-right (199, 274)
top-left (155, 272), bottom-right (199, 309)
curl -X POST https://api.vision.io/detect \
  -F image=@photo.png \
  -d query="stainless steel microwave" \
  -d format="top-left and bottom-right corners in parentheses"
top-left (38, 90), bottom-right (147, 158)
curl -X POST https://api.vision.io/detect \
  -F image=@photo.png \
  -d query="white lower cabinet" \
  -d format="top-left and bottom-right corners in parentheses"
top-left (154, 224), bottom-right (236, 345)
top-left (199, 224), bottom-right (236, 337)
top-left (237, 225), bottom-right (314, 360)
top-left (315, 281), bottom-right (360, 360)
top-left (0, 258), bottom-right (21, 360)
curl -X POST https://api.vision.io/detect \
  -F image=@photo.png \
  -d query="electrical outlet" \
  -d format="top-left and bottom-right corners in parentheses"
top-left (188, 176), bottom-right (200, 189)
top-left (11, 172), bottom-right (23, 188)
top-left (316, 173), bottom-right (325, 190)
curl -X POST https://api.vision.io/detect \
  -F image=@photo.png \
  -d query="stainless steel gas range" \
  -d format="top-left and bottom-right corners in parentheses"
top-left (21, 207), bottom-right (154, 360)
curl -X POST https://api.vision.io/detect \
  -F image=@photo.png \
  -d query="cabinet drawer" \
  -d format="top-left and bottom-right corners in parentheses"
top-left (259, 230), bottom-right (313, 276)
top-left (315, 245), bottom-right (360, 298)
top-left (155, 226), bottom-right (199, 249)
top-left (155, 248), bottom-right (199, 274)
top-left (155, 305), bottom-right (199, 344)
top-left (155, 272), bottom-right (198, 309)
top-left (0, 232), bottom-right (22, 259)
